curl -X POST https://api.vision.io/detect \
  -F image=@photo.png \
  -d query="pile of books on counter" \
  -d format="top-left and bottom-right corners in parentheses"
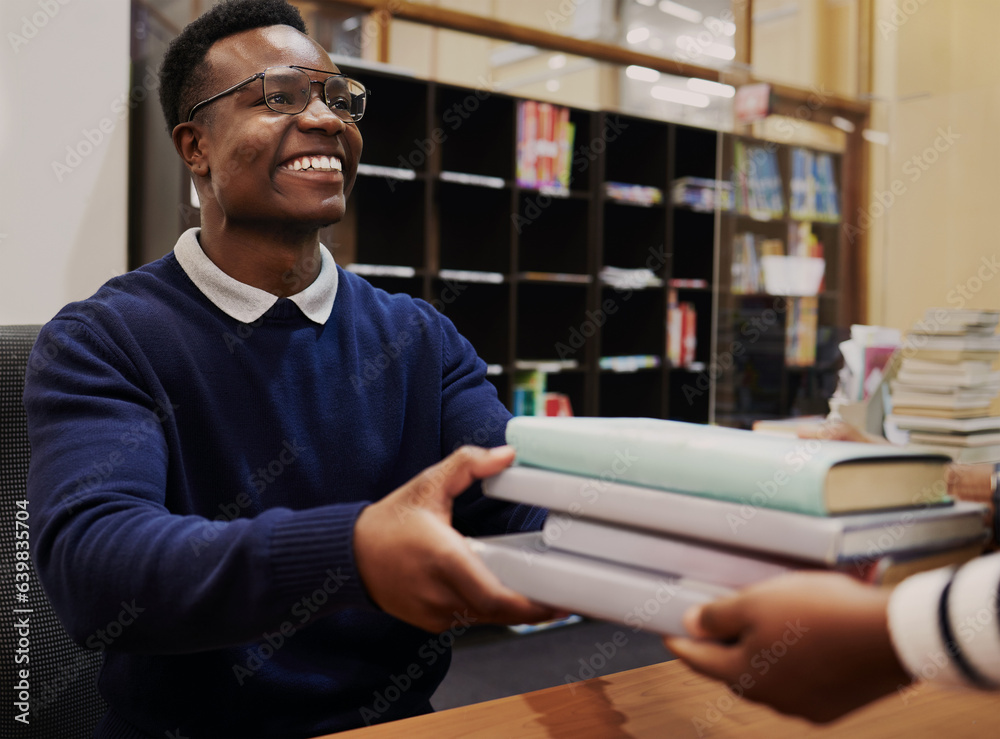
top-left (890, 308), bottom-right (1000, 463)
top-left (471, 417), bottom-right (987, 636)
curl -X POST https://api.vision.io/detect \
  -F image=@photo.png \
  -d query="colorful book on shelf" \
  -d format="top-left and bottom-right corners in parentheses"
top-left (604, 182), bottom-right (664, 206)
top-left (483, 466), bottom-right (985, 565)
top-left (516, 100), bottom-right (573, 194)
top-left (784, 296), bottom-right (818, 367)
top-left (503, 416), bottom-right (951, 515)
top-left (667, 292), bottom-right (696, 368)
top-left (732, 141), bottom-right (785, 219)
top-left (468, 532), bottom-right (730, 637)
top-left (541, 514), bottom-right (985, 588)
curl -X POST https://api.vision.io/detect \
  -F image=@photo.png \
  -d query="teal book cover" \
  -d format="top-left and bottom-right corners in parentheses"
top-left (504, 417), bottom-right (950, 516)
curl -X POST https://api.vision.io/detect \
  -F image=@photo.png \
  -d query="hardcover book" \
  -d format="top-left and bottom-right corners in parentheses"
top-left (504, 416), bottom-right (951, 515)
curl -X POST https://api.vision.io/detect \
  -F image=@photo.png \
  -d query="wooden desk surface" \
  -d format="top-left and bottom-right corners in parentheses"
top-left (327, 659), bottom-right (999, 738)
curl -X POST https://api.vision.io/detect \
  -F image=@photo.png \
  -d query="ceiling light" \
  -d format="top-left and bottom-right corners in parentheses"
top-left (676, 36), bottom-right (736, 60)
top-left (659, 1), bottom-right (703, 24)
top-left (626, 65), bottom-right (661, 83)
top-left (831, 116), bottom-right (856, 133)
top-left (704, 16), bottom-right (736, 36)
top-left (651, 85), bottom-right (710, 107)
top-left (687, 78), bottom-right (735, 97)
top-left (627, 27), bottom-right (651, 44)
top-left (548, 54), bottom-right (567, 70)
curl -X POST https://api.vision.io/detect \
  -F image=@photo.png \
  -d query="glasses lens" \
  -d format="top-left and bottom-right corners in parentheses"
top-left (263, 68), bottom-right (311, 114)
top-left (325, 77), bottom-right (367, 121)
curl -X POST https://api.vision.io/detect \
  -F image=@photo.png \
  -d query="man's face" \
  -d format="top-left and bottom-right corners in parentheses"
top-left (192, 25), bottom-right (363, 230)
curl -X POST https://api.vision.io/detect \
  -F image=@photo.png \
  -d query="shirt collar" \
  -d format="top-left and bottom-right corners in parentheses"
top-left (173, 228), bottom-right (338, 325)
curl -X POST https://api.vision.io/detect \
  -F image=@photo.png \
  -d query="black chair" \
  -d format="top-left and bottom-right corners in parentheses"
top-left (0, 325), bottom-right (106, 736)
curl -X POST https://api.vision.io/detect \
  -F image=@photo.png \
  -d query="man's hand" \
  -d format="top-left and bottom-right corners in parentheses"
top-left (663, 572), bottom-right (912, 724)
top-left (353, 445), bottom-right (558, 633)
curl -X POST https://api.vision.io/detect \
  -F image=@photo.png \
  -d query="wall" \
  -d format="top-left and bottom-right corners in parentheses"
top-left (867, 0), bottom-right (1000, 329)
top-left (0, 0), bottom-right (130, 325)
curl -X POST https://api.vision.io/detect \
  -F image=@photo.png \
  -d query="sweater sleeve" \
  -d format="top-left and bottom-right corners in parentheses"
top-left (887, 552), bottom-right (1000, 689)
top-left (25, 317), bottom-right (377, 655)
top-left (433, 307), bottom-right (547, 537)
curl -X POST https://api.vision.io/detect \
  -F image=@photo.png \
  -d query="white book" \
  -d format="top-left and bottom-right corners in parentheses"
top-left (891, 380), bottom-right (1000, 396)
top-left (469, 532), bottom-right (730, 636)
top-left (483, 466), bottom-right (986, 565)
top-left (544, 514), bottom-right (797, 588)
top-left (905, 334), bottom-right (1000, 352)
top-left (900, 359), bottom-right (995, 374)
top-left (889, 414), bottom-right (1000, 433)
top-left (908, 431), bottom-right (1000, 447)
top-left (896, 370), bottom-right (1000, 388)
top-left (890, 391), bottom-right (992, 410)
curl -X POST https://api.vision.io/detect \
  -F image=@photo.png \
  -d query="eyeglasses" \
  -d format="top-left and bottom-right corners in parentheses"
top-left (187, 66), bottom-right (369, 123)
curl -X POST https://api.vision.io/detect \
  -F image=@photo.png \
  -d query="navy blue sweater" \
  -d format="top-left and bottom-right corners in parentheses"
top-left (24, 252), bottom-right (543, 738)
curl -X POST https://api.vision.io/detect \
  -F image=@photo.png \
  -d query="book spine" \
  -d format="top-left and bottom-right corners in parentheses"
top-left (543, 513), bottom-right (799, 588)
top-left (470, 533), bottom-right (728, 636)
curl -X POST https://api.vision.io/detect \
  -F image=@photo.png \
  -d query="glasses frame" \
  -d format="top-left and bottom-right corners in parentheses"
top-left (186, 66), bottom-right (369, 123)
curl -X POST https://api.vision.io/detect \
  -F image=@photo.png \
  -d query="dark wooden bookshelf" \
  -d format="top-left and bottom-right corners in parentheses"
top-left (171, 64), bottom-right (849, 426)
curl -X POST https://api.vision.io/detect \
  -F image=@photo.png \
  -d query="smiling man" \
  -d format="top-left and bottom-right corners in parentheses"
top-left (24, 1), bottom-right (551, 737)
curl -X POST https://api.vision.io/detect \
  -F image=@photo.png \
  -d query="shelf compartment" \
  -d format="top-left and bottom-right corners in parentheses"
top-left (516, 282), bottom-right (590, 363)
top-left (516, 194), bottom-right (589, 274)
top-left (352, 176), bottom-right (425, 267)
top-left (432, 279), bottom-right (509, 366)
top-left (673, 126), bottom-right (718, 180)
top-left (351, 73), bottom-right (430, 171)
top-left (671, 208), bottom-right (715, 284)
top-left (603, 115), bottom-right (668, 190)
top-left (667, 367), bottom-right (711, 424)
top-left (438, 86), bottom-right (515, 179)
top-left (438, 182), bottom-right (512, 273)
top-left (600, 368), bottom-right (664, 418)
top-left (600, 286), bottom-right (665, 359)
top-left (545, 371), bottom-right (587, 418)
top-left (603, 200), bottom-right (668, 272)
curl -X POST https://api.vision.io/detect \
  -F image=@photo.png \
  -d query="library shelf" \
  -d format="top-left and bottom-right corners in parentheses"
top-left (315, 66), bottom-right (849, 425)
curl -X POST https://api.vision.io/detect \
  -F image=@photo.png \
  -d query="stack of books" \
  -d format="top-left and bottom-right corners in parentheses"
top-left (732, 141), bottom-right (785, 219)
top-left (515, 100), bottom-right (575, 195)
top-left (789, 147), bottom-right (840, 222)
top-left (667, 288), bottom-right (697, 368)
top-left (472, 417), bottom-right (987, 636)
top-left (890, 309), bottom-right (1000, 462)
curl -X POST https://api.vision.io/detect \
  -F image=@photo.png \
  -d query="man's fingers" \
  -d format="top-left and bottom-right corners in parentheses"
top-left (409, 446), bottom-right (516, 507)
top-left (442, 537), bottom-right (559, 625)
top-left (688, 595), bottom-right (747, 641)
top-left (663, 636), bottom-right (745, 684)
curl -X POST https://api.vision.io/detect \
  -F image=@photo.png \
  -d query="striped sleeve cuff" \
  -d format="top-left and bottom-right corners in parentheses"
top-left (887, 553), bottom-right (1000, 689)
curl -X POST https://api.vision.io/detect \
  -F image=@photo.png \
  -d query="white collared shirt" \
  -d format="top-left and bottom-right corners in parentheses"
top-left (173, 228), bottom-right (338, 325)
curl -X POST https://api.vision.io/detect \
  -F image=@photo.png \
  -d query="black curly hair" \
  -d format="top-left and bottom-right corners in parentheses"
top-left (158, 0), bottom-right (306, 133)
